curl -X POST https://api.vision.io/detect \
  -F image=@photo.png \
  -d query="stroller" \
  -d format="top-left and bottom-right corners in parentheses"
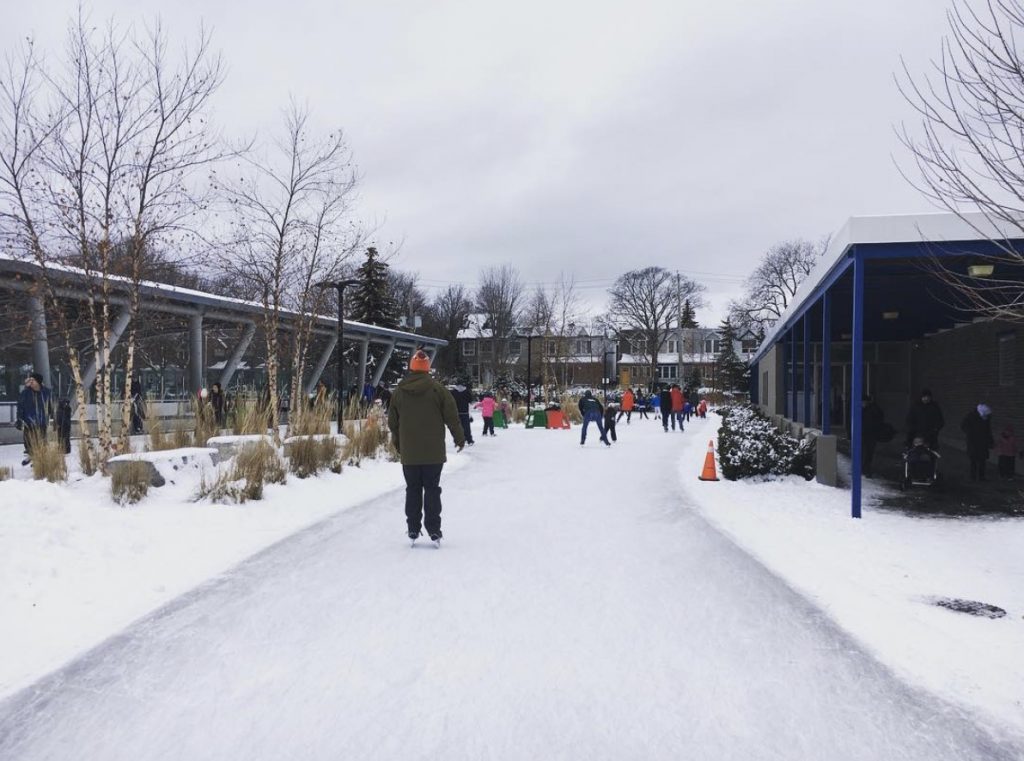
top-left (900, 437), bottom-right (941, 490)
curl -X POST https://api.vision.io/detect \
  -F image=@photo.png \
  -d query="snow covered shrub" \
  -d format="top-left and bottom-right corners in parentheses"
top-left (0, 465), bottom-right (12, 481)
top-left (512, 406), bottom-right (527, 424)
top-left (111, 461), bottom-right (150, 505)
top-left (27, 430), bottom-right (67, 483)
top-left (199, 440), bottom-right (287, 503)
top-left (717, 405), bottom-right (814, 481)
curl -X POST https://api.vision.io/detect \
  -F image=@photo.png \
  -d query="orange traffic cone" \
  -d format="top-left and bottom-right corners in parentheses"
top-left (698, 440), bottom-right (720, 481)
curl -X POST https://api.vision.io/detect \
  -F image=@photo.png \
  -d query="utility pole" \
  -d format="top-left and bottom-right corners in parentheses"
top-left (675, 272), bottom-right (684, 386)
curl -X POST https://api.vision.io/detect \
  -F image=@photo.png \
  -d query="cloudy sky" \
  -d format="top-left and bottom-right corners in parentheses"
top-left (3, 0), bottom-right (954, 323)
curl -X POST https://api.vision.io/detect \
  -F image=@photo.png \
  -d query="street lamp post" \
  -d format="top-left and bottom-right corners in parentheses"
top-left (524, 328), bottom-right (541, 419)
top-left (316, 278), bottom-right (361, 434)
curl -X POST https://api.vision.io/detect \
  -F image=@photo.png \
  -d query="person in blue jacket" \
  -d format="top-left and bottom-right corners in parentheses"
top-left (16, 372), bottom-right (52, 465)
top-left (578, 390), bottom-right (610, 447)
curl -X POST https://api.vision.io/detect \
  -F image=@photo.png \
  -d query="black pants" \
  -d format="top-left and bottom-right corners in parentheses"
top-left (616, 410), bottom-right (632, 424)
top-left (661, 409), bottom-right (672, 430)
top-left (403, 464), bottom-right (444, 536)
top-left (998, 454), bottom-right (1015, 479)
top-left (459, 414), bottom-right (474, 444)
top-left (637, 408), bottom-right (649, 419)
top-left (968, 449), bottom-right (988, 481)
top-left (606, 420), bottom-right (617, 441)
top-left (482, 417), bottom-right (495, 436)
top-left (862, 439), bottom-right (876, 476)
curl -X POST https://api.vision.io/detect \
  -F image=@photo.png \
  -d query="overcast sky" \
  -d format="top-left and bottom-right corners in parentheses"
top-left (2, 0), bottom-right (954, 324)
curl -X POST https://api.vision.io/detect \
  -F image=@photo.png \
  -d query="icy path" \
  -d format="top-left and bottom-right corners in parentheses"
top-left (0, 420), bottom-right (1019, 760)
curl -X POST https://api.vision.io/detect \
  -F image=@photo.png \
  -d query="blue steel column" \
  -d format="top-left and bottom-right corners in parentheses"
top-left (789, 327), bottom-right (797, 420)
top-left (803, 313), bottom-right (811, 425)
top-left (850, 253), bottom-right (865, 519)
top-left (821, 291), bottom-right (831, 435)
top-left (27, 293), bottom-right (52, 389)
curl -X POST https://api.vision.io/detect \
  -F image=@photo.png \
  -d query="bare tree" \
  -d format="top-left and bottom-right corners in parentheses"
top-left (423, 283), bottom-right (474, 377)
top-left (218, 102), bottom-right (359, 432)
top-left (898, 0), bottom-right (1024, 322)
top-left (0, 15), bottom-right (224, 459)
top-left (729, 239), bottom-right (825, 336)
top-left (475, 265), bottom-right (524, 383)
top-left (603, 267), bottom-right (704, 385)
top-left (389, 269), bottom-right (429, 329)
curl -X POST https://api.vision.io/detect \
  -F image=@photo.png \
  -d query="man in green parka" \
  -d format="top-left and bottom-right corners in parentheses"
top-left (388, 350), bottom-right (465, 545)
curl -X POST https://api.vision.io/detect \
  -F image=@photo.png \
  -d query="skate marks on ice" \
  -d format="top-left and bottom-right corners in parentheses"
top-left (0, 424), bottom-right (1022, 760)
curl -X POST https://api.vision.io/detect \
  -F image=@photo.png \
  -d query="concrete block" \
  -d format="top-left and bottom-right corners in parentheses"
top-left (814, 434), bottom-right (838, 487)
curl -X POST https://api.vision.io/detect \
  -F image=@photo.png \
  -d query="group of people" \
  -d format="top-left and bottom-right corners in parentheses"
top-left (860, 388), bottom-right (1022, 481)
top-left (447, 384), bottom-right (513, 445)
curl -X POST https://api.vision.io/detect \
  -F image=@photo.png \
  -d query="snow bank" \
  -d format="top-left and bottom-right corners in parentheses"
top-left (0, 442), bottom-right (469, 698)
top-left (678, 415), bottom-right (1024, 736)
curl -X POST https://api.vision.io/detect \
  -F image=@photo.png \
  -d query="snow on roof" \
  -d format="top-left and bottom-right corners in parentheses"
top-left (754, 212), bottom-right (1024, 360)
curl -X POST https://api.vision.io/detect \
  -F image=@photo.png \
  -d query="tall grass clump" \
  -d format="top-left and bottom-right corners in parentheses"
top-left (192, 398), bottom-right (219, 447)
top-left (78, 436), bottom-right (99, 476)
top-left (343, 414), bottom-right (390, 464)
top-left (230, 394), bottom-right (271, 436)
top-left (289, 397), bottom-right (334, 437)
top-left (27, 430), bottom-right (67, 483)
top-left (288, 435), bottom-right (342, 478)
top-left (111, 460), bottom-right (151, 505)
top-left (198, 440), bottom-right (286, 503)
top-left (0, 465), bottom-right (12, 481)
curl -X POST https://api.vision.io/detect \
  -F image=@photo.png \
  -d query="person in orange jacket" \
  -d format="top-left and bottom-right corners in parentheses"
top-left (617, 388), bottom-right (636, 425)
top-left (670, 384), bottom-right (685, 432)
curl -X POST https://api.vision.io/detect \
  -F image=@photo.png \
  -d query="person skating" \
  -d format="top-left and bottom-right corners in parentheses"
top-left (604, 402), bottom-right (619, 443)
top-left (996, 424), bottom-right (1021, 480)
top-left (961, 403), bottom-right (994, 482)
top-left (474, 392), bottom-right (497, 436)
top-left (658, 386), bottom-right (673, 432)
top-left (670, 384), bottom-right (684, 432)
top-left (906, 389), bottom-right (944, 450)
top-left (388, 351), bottom-right (465, 546)
top-left (16, 372), bottom-right (52, 466)
top-left (860, 395), bottom-right (885, 477)
top-left (209, 382), bottom-right (226, 428)
top-left (617, 388), bottom-right (635, 424)
top-left (129, 376), bottom-right (146, 434)
top-left (578, 390), bottom-right (610, 446)
top-left (449, 381), bottom-right (475, 446)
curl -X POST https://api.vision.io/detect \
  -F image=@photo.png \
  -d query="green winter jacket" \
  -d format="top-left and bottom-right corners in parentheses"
top-left (387, 372), bottom-right (465, 465)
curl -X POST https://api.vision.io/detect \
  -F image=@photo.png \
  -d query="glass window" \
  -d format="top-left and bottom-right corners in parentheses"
top-left (546, 340), bottom-right (556, 355)
top-left (576, 339), bottom-right (592, 354)
top-left (507, 340), bottom-right (521, 355)
top-left (462, 341), bottom-right (475, 357)
top-left (481, 339), bottom-right (493, 355)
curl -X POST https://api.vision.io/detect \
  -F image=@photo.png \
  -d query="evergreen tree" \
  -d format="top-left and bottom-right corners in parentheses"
top-left (349, 247), bottom-right (402, 385)
top-left (680, 299), bottom-right (698, 329)
top-left (716, 318), bottom-right (749, 393)
top-left (350, 247), bottom-right (399, 328)
top-left (686, 367), bottom-right (702, 397)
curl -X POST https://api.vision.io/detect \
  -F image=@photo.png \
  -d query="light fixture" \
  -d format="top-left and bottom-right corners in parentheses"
top-left (882, 311), bottom-right (900, 320)
top-left (968, 263), bottom-right (995, 278)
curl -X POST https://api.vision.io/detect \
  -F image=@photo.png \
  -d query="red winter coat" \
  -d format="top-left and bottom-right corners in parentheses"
top-left (621, 390), bottom-right (635, 412)
top-left (670, 388), bottom-right (684, 413)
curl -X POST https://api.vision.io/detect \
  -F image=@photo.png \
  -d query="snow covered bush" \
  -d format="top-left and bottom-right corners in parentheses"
top-left (717, 405), bottom-right (814, 481)
top-left (288, 436), bottom-right (341, 479)
top-left (197, 440), bottom-right (286, 503)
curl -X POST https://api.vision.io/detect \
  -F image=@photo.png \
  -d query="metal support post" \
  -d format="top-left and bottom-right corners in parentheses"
top-left (850, 253), bottom-right (865, 519)
top-left (27, 293), bottom-right (52, 389)
top-left (304, 333), bottom-right (339, 395)
top-left (221, 322), bottom-right (255, 389)
top-left (188, 313), bottom-right (204, 394)
top-left (822, 291), bottom-right (831, 435)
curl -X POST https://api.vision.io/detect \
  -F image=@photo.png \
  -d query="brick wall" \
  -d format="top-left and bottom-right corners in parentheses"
top-left (911, 321), bottom-right (1023, 451)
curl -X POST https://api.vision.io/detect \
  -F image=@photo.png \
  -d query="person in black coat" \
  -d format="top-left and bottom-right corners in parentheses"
top-left (961, 403), bottom-right (995, 481)
top-left (860, 395), bottom-right (885, 477)
top-left (658, 386), bottom-right (673, 432)
top-left (129, 376), bottom-right (146, 434)
top-left (905, 388), bottom-right (945, 450)
top-left (604, 403), bottom-right (618, 443)
top-left (449, 383), bottom-right (475, 446)
top-left (578, 390), bottom-right (610, 446)
top-left (208, 382), bottom-right (226, 427)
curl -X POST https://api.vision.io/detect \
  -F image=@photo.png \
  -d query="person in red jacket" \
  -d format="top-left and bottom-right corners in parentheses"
top-left (617, 388), bottom-right (635, 425)
top-left (670, 384), bottom-right (684, 432)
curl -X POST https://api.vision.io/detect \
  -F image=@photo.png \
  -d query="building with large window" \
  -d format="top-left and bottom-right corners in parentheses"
top-left (616, 327), bottom-right (758, 390)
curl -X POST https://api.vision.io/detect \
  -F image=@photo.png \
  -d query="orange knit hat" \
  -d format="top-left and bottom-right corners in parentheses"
top-left (409, 350), bottom-right (431, 372)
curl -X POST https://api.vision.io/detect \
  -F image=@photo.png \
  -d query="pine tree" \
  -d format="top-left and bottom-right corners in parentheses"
top-left (716, 318), bottom-right (749, 394)
top-left (680, 299), bottom-right (698, 329)
top-left (349, 247), bottom-right (399, 328)
top-left (349, 247), bottom-right (402, 385)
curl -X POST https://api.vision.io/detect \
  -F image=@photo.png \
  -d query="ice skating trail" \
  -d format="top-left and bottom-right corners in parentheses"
top-left (0, 418), bottom-right (1020, 761)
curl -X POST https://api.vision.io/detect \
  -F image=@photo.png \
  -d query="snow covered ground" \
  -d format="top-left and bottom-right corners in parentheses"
top-left (678, 413), bottom-right (1024, 739)
top-left (0, 438), bottom-right (466, 700)
top-left (0, 417), bottom-right (1020, 759)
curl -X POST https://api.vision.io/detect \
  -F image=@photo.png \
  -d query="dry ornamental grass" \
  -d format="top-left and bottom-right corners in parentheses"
top-left (111, 461), bottom-right (151, 505)
top-left (27, 430), bottom-right (67, 483)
